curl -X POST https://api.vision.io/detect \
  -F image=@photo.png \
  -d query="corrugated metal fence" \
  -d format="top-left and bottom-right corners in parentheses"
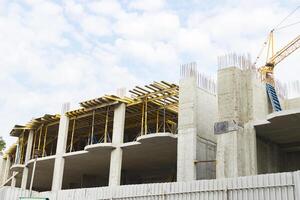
top-left (1, 171), bottom-right (300, 200)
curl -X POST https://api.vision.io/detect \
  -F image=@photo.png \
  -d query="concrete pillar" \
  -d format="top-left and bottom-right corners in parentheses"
top-left (177, 76), bottom-right (198, 181)
top-left (2, 155), bottom-right (11, 185)
top-left (21, 130), bottom-right (34, 189)
top-left (215, 67), bottom-right (267, 178)
top-left (51, 103), bottom-right (70, 191)
top-left (109, 103), bottom-right (126, 186)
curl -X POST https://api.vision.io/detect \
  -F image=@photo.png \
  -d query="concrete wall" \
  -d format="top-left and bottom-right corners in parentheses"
top-left (284, 97), bottom-right (300, 110)
top-left (196, 137), bottom-right (216, 180)
top-left (1, 171), bottom-right (300, 200)
top-left (256, 137), bottom-right (281, 174)
top-left (177, 75), bottom-right (217, 181)
top-left (177, 76), bottom-right (198, 181)
top-left (257, 137), bottom-right (300, 174)
top-left (196, 88), bottom-right (217, 142)
top-left (282, 151), bottom-right (300, 172)
top-left (195, 86), bottom-right (217, 180)
top-left (217, 67), bottom-right (269, 124)
top-left (216, 67), bottom-right (270, 178)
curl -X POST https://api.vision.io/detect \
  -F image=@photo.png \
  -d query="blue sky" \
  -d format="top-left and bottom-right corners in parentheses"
top-left (0, 0), bottom-right (300, 147)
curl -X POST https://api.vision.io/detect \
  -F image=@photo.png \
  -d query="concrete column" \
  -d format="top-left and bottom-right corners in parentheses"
top-left (215, 67), bottom-right (266, 178)
top-left (109, 103), bottom-right (126, 186)
top-left (51, 103), bottom-right (70, 191)
top-left (21, 130), bottom-right (34, 189)
top-left (2, 155), bottom-right (11, 185)
top-left (177, 76), bottom-right (198, 181)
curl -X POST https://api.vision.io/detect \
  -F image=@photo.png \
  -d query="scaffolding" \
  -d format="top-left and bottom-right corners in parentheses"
top-left (6, 81), bottom-right (179, 160)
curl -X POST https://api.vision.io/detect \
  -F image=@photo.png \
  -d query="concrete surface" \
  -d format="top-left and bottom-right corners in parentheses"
top-left (216, 67), bottom-right (267, 178)
top-left (109, 103), bottom-right (126, 186)
top-left (254, 109), bottom-right (300, 146)
top-left (52, 103), bottom-right (70, 191)
top-left (21, 130), bottom-right (34, 189)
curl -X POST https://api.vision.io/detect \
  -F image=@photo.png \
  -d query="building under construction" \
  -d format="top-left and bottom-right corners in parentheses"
top-left (0, 33), bottom-right (300, 199)
top-left (1, 59), bottom-right (300, 187)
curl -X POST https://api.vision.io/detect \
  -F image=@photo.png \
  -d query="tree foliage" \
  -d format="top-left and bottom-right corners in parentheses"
top-left (0, 136), bottom-right (6, 152)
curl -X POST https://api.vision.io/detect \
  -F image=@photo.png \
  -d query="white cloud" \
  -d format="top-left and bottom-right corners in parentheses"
top-left (0, 0), bottom-right (299, 149)
top-left (80, 15), bottom-right (112, 36)
top-left (129, 0), bottom-right (166, 12)
top-left (115, 38), bottom-right (178, 66)
top-left (87, 0), bottom-right (124, 18)
top-left (114, 11), bottom-right (180, 41)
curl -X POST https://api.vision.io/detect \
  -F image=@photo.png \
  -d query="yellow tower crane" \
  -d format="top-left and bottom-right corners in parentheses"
top-left (259, 30), bottom-right (300, 85)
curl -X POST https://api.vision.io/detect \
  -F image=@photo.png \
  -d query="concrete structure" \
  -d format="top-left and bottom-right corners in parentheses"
top-left (108, 103), bottom-right (126, 186)
top-left (177, 67), bottom-right (217, 181)
top-left (52, 103), bottom-right (70, 191)
top-left (1, 61), bottom-right (300, 199)
top-left (21, 130), bottom-right (34, 189)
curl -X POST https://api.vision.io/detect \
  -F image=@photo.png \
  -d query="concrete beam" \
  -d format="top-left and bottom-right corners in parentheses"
top-left (51, 103), bottom-right (70, 191)
top-left (109, 103), bottom-right (126, 186)
top-left (21, 130), bottom-right (34, 189)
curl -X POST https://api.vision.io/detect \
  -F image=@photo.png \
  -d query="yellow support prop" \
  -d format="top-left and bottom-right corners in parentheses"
top-left (70, 118), bottom-right (76, 152)
top-left (42, 126), bottom-right (48, 157)
top-left (37, 125), bottom-right (43, 151)
top-left (156, 110), bottom-right (159, 133)
top-left (104, 108), bottom-right (109, 143)
top-left (141, 102), bottom-right (144, 135)
top-left (144, 98), bottom-right (148, 135)
top-left (31, 131), bottom-right (37, 158)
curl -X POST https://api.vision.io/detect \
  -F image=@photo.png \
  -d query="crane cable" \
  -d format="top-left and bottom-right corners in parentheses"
top-left (253, 5), bottom-right (300, 67)
top-left (253, 35), bottom-right (269, 67)
top-left (276, 20), bottom-right (300, 31)
top-left (274, 5), bottom-right (300, 30)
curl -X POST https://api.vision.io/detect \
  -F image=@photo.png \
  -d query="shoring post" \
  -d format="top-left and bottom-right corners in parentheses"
top-left (42, 126), bottom-right (48, 157)
top-left (156, 110), bottom-right (159, 133)
top-left (70, 118), bottom-right (76, 152)
top-left (104, 107), bottom-right (109, 143)
top-left (37, 125), bottom-right (43, 151)
top-left (91, 110), bottom-right (95, 144)
top-left (145, 97), bottom-right (148, 135)
top-left (31, 131), bottom-right (37, 159)
top-left (141, 101), bottom-right (145, 135)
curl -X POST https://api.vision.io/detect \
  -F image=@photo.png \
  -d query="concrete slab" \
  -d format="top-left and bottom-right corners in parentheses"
top-left (120, 141), bottom-right (140, 149)
top-left (62, 148), bottom-right (111, 189)
top-left (136, 132), bottom-right (177, 143)
top-left (121, 132), bottom-right (177, 184)
top-left (254, 108), bottom-right (300, 150)
top-left (84, 143), bottom-right (115, 153)
top-left (27, 156), bottom-right (56, 191)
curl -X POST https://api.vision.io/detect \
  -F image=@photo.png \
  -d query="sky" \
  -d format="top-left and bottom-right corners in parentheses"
top-left (0, 0), bottom-right (300, 148)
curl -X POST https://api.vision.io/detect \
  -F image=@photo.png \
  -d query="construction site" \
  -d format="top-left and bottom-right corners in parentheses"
top-left (1, 13), bottom-right (300, 200)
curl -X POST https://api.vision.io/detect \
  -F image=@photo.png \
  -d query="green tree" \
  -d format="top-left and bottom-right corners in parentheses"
top-left (0, 136), bottom-right (6, 152)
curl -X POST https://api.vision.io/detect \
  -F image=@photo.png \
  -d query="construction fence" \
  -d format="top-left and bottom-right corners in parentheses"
top-left (1, 171), bottom-right (300, 200)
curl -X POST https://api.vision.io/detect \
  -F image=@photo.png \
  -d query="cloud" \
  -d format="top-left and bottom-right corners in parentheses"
top-left (0, 0), bottom-right (299, 148)
top-left (129, 0), bottom-right (166, 11)
top-left (87, 0), bottom-right (124, 18)
top-left (114, 11), bottom-right (180, 41)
